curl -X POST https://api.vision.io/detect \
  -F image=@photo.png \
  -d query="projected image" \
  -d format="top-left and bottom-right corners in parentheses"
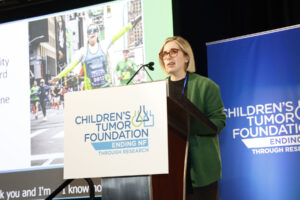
top-left (28, 0), bottom-right (145, 168)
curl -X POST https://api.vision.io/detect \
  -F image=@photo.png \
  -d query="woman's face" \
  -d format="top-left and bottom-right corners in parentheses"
top-left (87, 26), bottom-right (98, 46)
top-left (162, 41), bottom-right (189, 77)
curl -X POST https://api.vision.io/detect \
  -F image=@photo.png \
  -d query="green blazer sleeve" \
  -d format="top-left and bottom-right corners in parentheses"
top-left (187, 73), bottom-right (226, 136)
top-left (186, 73), bottom-right (226, 187)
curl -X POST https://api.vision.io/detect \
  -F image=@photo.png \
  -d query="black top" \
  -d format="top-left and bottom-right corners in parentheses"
top-left (168, 75), bottom-right (188, 100)
top-left (168, 74), bottom-right (193, 193)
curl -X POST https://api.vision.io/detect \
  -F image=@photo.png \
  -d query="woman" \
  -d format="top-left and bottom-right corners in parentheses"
top-left (50, 20), bottom-right (137, 89)
top-left (51, 24), bottom-right (110, 90)
top-left (158, 36), bottom-right (226, 200)
top-left (52, 82), bottom-right (62, 110)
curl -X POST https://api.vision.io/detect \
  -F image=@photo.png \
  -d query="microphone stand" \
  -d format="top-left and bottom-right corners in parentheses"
top-left (126, 65), bottom-right (153, 85)
top-left (45, 178), bottom-right (95, 200)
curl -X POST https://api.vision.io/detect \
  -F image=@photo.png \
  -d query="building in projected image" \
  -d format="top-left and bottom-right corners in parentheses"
top-left (29, 18), bottom-right (57, 86)
top-left (128, 0), bottom-right (143, 49)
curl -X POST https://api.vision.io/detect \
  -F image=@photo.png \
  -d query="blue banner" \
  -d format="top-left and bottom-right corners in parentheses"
top-left (207, 26), bottom-right (300, 200)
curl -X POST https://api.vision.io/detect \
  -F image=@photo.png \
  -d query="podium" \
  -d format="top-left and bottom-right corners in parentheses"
top-left (101, 84), bottom-right (217, 200)
top-left (63, 81), bottom-right (217, 200)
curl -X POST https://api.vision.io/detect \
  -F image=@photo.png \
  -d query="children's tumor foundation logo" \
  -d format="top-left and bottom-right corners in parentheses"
top-left (131, 105), bottom-right (154, 127)
top-left (224, 100), bottom-right (300, 155)
top-left (78, 105), bottom-right (155, 156)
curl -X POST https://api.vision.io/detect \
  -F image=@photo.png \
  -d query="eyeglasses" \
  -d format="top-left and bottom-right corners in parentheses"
top-left (160, 48), bottom-right (181, 60)
top-left (87, 27), bottom-right (99, 35)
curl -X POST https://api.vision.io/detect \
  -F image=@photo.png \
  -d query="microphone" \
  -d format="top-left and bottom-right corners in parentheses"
top-left (126, 62), bottom-right (155, 85)
top-left (142, 62), bottom-right (154, 71)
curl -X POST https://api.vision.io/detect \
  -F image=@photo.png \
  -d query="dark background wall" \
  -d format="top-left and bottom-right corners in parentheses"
top-left (172, 0), bottom-right (300, 75)
top-left (1, 0), bottom-right (300, 76)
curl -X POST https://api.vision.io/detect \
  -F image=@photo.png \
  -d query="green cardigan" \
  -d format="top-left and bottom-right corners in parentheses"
top-left (187, 73), bottom-right (226, 187)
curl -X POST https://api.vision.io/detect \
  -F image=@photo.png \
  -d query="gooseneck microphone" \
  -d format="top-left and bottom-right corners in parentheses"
top-left (143, 62), bottom-right (154, 71)
top-left (126, 62), bottom-right (155, 85)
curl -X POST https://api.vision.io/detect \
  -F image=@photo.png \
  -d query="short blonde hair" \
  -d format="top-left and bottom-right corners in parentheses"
top-left (158, 36), bottom-right (196, 74)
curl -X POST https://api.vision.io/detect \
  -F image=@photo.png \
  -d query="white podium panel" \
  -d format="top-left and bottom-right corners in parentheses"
top-left (64, 81), bottom-right (168, 179)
